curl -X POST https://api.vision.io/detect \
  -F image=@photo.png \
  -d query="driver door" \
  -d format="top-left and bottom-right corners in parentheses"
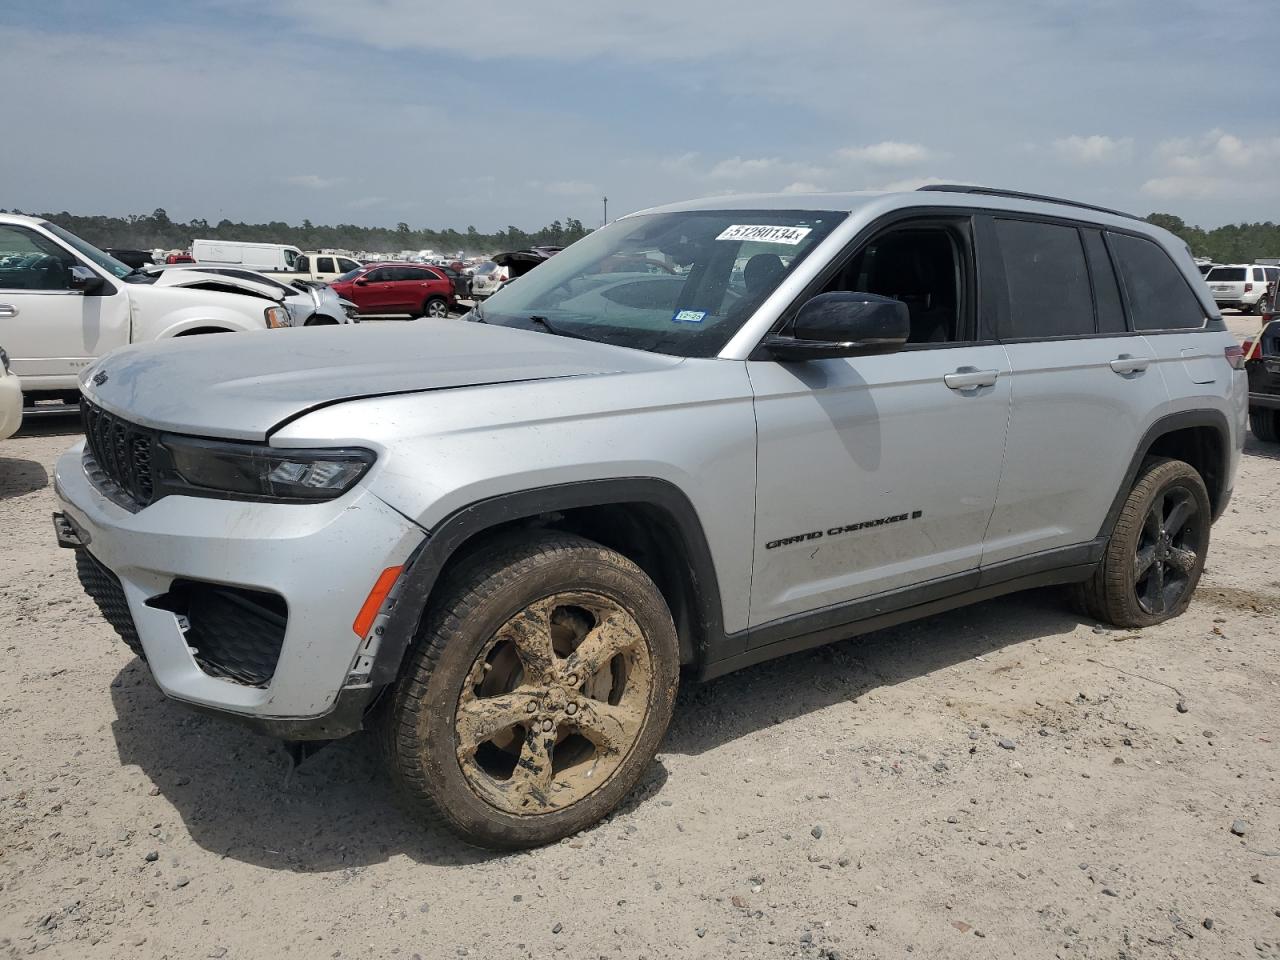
top-left (745, 216), bottom-right (1012, 634)
top-left (0, 223), bottom-right (129, 389)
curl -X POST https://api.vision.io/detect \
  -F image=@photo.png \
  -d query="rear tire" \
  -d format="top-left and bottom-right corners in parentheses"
top-left (1250, 408), bottom-right (1280, 443)
top-left (423, 297), bottom-right (449, 319)
top-left (383, 533), bottom-right (679, 850)
top-left (1074, 458), bottom-right (1210, 628)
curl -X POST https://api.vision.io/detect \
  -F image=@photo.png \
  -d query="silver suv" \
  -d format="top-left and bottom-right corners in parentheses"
top-left (54, 185), bottom-right (1247, 849)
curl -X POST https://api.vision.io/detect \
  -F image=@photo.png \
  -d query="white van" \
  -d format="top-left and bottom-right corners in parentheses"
top-left (191, 239), bottom-right (304, 272)
top-left (0, 215), bottom-right (288, 402)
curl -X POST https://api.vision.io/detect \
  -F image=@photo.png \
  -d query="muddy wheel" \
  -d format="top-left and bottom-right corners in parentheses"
top-left (1250, 408), bottom-right (1280, 443)
top-left (384, 533), bottom-right (679, 849)
top-left (1074, 458), bottom-right (1210, 628)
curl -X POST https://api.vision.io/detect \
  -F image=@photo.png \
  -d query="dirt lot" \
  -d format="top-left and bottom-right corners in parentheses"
top-left (3, 318), bottom-right (1280, 960)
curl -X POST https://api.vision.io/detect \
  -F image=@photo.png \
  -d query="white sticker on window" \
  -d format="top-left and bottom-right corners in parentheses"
top-left (672, 309), bottom-right (707, 323)
top-left (716, 224), bottom-right (812, 245)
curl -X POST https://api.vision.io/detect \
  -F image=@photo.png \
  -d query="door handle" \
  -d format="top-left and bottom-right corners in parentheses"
top-left (1110, 354), bottom-right (1151, 375)
top-left (944, 367), bottom-right (999, 391)
top-left (0, 304), bottom-right (17, 319)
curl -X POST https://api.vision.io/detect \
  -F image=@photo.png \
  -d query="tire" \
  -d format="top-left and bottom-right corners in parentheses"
top-left (1074, 458), bottom-right (1211, 628)
top-left (423, 297), bottom-right (449, 319)
top-left (304, 315), bottom-right (339, 327)
top-left (384, 532), bottom-right (679, 850)
top-left (1250, 408), bottom-right (1280, 443)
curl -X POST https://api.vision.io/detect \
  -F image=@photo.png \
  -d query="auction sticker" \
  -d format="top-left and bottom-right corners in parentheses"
top-left (672, 309), bottom-right (707, 323)
top-left (716, 224), bottom-right (812, 245)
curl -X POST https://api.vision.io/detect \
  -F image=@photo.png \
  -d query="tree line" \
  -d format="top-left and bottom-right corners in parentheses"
top-left (1144, 213), bottom-right (1280, 264)
top-left (0, 207), bottom-right (592, 255)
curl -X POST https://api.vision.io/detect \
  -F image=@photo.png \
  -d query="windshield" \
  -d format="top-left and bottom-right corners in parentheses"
top-left (474, 209), bottom-right (844, 357)
top-left (42, 222), bottom-right (133, 279)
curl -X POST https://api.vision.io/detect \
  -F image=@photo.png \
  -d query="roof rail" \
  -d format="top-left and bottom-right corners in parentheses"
top-left (916, 184), bottom-right (1142, 222)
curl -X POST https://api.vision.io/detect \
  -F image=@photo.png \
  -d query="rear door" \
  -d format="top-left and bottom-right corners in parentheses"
top-left (0, 223), bottom-right (130, 388)
top-left (314, 256), bottom-right (338, 281)
top-left (979, 217), bottom-right (1169, 567)
top-left (747, 215), bottom-right (1013, 631)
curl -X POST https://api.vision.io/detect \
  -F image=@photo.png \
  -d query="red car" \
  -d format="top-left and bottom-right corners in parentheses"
top-left (330, 262), bottom-right (456, 318)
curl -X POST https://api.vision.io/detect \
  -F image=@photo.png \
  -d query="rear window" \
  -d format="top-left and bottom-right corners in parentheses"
top-left (995, 219), bottom-right (1094, 338)
top-left (1207, 267), bottom-right (1246, 282)
top-left (475, 262), bottom-right (499, 275)
top-left (1109, 233), bottom-right (1206, 330)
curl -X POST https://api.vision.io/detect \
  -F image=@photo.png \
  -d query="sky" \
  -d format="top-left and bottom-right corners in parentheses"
top-left (2, 0), bottom-right (1278, 231)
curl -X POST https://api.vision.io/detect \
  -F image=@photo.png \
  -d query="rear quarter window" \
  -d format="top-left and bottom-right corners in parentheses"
top-left (1207, 267), bottom-right (1245, 282)
top-left (1108, 233), bottom-right (1206, 331)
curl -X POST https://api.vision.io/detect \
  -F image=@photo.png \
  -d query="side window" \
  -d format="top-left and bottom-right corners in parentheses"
top-left (1082, 230), bottom-right (1127, 334)
top-left (0, 224), bottom-right (76, 290)
top-left (994, 219), bottom-right (1093, 338)
top-left (819, 223), bottom-right (967, 344)
top-left (295, 255), bottom-right (310, 273)
top-left (317, 256), bottom-right (336, 274)
top-left (363, 268), bottom-right (388, 282)
top-left (338, 258), bottom-right (360, 272)
top-left (1253, 267), bottom-right (1266, 283)
top-left (1107, 233), bottom-right (1206, 331)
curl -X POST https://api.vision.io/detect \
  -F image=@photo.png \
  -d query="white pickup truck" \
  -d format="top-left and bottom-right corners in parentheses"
top-left (0, 215), bottom-right (287, 403)
top-left (190, 239), bottom-right (361, 283)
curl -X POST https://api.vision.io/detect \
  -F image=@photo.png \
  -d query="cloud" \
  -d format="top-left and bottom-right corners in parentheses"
top-left (709, 156), bottom-right (780, 180)
top-left (1050, 135), bottom-right (1134, 165)
top-left (1143, 131), bottom-right (1280, 200)
top-left (781, 181), bottom-right (824, 194)
top-left (870, 176), bottom-right (951, 192)
top-left (838, 141), bottom-right (935, 167)
top-left (283, 174), bottom-right (344, 190)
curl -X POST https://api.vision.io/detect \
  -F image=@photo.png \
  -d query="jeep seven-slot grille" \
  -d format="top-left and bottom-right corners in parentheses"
top-left (81, 399), bottom-right (156, 507)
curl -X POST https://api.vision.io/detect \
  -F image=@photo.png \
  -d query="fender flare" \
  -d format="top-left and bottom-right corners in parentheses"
top-left (369, 478), bottom-right (726, 685)
top-left (1096, 408), bottom-right (1232, 540)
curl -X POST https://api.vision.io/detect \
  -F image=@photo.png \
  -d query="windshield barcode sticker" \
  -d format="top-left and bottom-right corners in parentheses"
top-left (672, 309), bottom-right (707, 323)
top-left (716, 224), bottom-right (812, 245)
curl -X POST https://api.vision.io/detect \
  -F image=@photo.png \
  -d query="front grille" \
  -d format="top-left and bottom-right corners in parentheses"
top-left (81, 399), bottom-right (156, 509)
top-left (75, 550), bottom-right (146, 660)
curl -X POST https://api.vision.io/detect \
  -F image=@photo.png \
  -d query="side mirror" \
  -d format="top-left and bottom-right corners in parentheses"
top-left (68, 265), bottom-right (105, 295)
top-left (763, 292), bottom-right (910, 361)
top-left (353, 278), bottom-right (369, 286)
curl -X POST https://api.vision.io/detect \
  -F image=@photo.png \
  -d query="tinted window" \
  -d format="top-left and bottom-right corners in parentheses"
top-left (395, 267), bottom-right (433, 282)
top-left (1266, 267), bottom-right (1280, 282)
top-left (1254, 267), bottom-right (1266, 282)
top-left (1082, 230), bottom-right (1126, 334)
top-left (1207, 267), bottom-right (1245, 282)
top-left (363, 268), bottom-right (390, 282)
top-left (1108, 233), bottom-right (1206, 330)
top-left (295, 255), bottom-right (310, 272)
top-left (338, 258), bottom-right (360, 272)
top-left (317, 257), bottom-right (336, 273)
top-left (995, 219), bottom-right (1093, 338)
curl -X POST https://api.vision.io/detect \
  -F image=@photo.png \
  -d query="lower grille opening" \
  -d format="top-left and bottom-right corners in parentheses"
top-left (76, 550), bottom-right (145, 660)
top-left (149, 581), bottom-right (288, 688)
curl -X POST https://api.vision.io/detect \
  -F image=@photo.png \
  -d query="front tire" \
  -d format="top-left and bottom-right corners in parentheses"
top-left (384, 533), bottom-right (679, 850)
top-left (1074, 458), bottom-right (1210, 628)
top-left (1250, 408), bottom-right (1280, 443)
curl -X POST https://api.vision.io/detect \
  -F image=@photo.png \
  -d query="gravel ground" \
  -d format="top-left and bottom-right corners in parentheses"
top-left (2, 316), bottom-right (1279, 960)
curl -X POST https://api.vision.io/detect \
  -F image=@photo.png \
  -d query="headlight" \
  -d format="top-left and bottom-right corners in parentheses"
top-left (157, 435), bottom-right (375, 502)
top-left (265, 305), bottom-right (288, 329)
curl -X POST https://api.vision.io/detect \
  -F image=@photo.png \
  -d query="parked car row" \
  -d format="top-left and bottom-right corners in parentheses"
top-left (1204, 263), bottom-right (1280, 314)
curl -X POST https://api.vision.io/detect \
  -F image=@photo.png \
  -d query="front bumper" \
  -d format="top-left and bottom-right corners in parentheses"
top-left (54, 441), bottom-right (425, 737)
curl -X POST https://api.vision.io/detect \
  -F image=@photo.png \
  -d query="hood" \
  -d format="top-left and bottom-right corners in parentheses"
top-left (149, 268), bottom-right (287, 302)
top-left (79, 319), bottom-right (682, 440)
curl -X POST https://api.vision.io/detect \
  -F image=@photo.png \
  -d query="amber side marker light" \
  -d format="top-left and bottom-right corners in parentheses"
top-left (353, 565), bottom-right (404, 638)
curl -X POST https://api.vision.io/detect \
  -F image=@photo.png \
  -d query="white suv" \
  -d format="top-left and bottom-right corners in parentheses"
top-left (0, 215), bottom-right (288, 403)
top-left (1205, 263), bottom-right (1274, 313)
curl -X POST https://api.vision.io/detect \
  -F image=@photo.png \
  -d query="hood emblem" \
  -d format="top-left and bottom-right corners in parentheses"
top-left (92, 370), bottom-right (109, 386)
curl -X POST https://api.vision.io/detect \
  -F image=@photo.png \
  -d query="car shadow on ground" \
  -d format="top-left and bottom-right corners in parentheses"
top-left (16, 411), bottom-right (82, 439)
top-left (1244, 435), bottom-right (1280, 462)
top-left (0, 456), bottom-right (49, 499)
top-left (108, 586), bottom-right (1084, 872)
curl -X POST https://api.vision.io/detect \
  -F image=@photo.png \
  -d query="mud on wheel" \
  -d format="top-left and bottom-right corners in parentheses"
top-left (384, 533), bottom-right (679, 849)
top-left (1074, 457), bottom-right (1211, 628)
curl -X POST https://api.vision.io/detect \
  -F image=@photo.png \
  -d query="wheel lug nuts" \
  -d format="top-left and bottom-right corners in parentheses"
top-left (526, 702), bottom-right (539, 714)
top-left (541, 718), bottom-right (554, 732)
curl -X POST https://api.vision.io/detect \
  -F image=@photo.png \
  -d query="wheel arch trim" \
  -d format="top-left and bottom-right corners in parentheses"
top-left (369, 478), bottom-right (726, 686)
top-left (1097, 408), bottom-right (1232, 540)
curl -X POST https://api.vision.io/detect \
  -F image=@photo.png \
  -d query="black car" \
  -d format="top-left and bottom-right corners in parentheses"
top-left (1247, 285), bottom-right (1280, 441)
